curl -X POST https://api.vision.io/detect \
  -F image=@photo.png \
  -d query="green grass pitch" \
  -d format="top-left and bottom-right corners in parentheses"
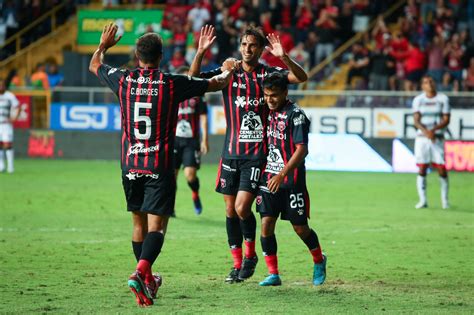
top-left (1, 160), bottom-right (473, 314)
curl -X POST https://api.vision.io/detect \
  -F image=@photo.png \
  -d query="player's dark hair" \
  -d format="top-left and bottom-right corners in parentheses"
top-left (263, 72), bottom-right (289, 91)
top-left (136, 33), bottom-right (163, 64)
top-left (240, 26), bottom-right (266, 48)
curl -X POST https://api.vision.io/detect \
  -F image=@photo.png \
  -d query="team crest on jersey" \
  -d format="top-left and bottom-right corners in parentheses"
top-left (256, 195), bottom-right (262, 205)
top-left (239, 111), bottom-right (264, 143)
top-left (265, 144), bottom-right (285, 174)
top-left (277, 121), bottom-right (286, 131)
top-left (176, 120), bottom-right (193, 138)
top-left (220, 178), bottom-right (227, 188)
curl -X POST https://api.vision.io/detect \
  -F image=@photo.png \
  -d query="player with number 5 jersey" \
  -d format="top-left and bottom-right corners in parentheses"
top-left (89, 23), bottom-right (234, 307)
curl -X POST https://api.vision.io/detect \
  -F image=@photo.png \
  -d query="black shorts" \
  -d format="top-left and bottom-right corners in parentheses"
top-left (215, 158), bottom-right (266, 195)
top-left (256, 183), bottom-right (310, 226)
top-left (174, 137), bottom-right (201, 169)
top-left (122, 171), bottom-right (176, 216)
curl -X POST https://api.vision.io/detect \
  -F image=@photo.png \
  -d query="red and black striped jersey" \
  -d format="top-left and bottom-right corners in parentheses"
top-left (262, 100), bottom-right (310, 188)
top-left (202, 64), bottom-right (288, 160)
top-left (96, 64), bottom-right (209, 174)
top-left (176, 96), bottom-right (208, 140)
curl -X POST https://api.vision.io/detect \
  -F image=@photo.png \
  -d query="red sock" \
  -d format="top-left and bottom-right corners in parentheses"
top-left (137, 259), bottom-right (153, 283)
top-left (244, 240), bottom-right (256, 258)
top-left (310, 247), bottom-right (324, 264)
top-left (264, 255), bottom-right (279, 275)
top-left (230, 247), bottom-right (243, 269)
top-left (192, 191), bottom-right (199, 200)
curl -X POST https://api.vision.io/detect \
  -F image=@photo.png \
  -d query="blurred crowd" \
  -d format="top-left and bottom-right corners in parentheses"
top-left (2, 0), bottom-right (474, 92)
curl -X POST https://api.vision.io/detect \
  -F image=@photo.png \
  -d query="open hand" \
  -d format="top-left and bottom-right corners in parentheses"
top-left (198, 25), bottom-right (216, 52)
top-left (265, 33), bottom-right (286, 58)
top-left (100, 23), bottom-right (122, 50)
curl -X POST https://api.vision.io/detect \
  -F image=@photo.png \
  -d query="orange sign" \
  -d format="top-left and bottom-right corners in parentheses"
top-left (445, 141), bottom-right (474, 172)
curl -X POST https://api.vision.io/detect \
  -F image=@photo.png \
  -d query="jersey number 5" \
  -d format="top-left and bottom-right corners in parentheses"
top-left (134, 102), bottom-right (152, 140)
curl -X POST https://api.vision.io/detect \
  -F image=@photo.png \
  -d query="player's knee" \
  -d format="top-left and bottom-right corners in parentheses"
top-left (261, 217), bottom-right (276, 237)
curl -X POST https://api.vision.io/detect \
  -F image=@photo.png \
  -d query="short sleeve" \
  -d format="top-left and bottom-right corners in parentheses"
top-left (412, 96), bottom-right (420, 113)
top-left (442, 95), bottom-right (450, 114)
top-left (291, 110), bottom-right (310, 145)
top-left (172, 74), bottom-right (209, 103)
top-left (96, 64), bottom-right (127, 95)
top-left (198, 97), bottom-right (208, 115)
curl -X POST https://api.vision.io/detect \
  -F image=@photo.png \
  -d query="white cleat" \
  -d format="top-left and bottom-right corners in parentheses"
top-left (442, 202), bottom-right (450, 209)
top-left (415, 201), bottom-right (428, 209)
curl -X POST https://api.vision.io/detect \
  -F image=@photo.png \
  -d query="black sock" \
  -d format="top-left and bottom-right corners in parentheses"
top-left (187, 177), bottom-right (200, 192)
top-left (303, 229), bottom-right (320, 251)
top-left (261, 235), bottom-right (277, 256)
top-left (226, 216), bottom-right (243, 248)
top-left (140, 232), bottom-right (164, 265)
top-left (132, 241), bottom-right (143, 262)
top-left (240, 212), bottom-right (256, 242)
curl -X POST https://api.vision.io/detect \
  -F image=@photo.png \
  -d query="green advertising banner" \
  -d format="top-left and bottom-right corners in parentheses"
top-left (77, 10), bottom-right (164, 45)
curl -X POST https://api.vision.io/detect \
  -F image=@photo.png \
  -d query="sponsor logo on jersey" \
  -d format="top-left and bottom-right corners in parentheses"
top-left (127, 142), bottom-right (159, 156)
top-left (265, 144), bottom-right (285, 174)
top-left (178, 107), bottom-right (196, 115)
top-left (239, 111), bottom-right (264, 142)
top-left (232, 82), bottom-right (247, 89)
top-left (297, 209), bottom-right (304, 215)
top-left (234, 96), bottom-right (264, 108)
top-left (293, 114), bottom-right (306, 126)
top-left (125, 172), bottom-right (160, 180)
top-left (267, 125), bottom-right (287, 140)
top-left (126, 76), bottom-right (166, 84)
top-left (108, 68), bottom-right (118, 75)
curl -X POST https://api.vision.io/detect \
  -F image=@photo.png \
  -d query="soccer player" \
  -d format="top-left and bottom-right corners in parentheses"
top-left (174, 66), bottom-right (209, 215)
top-left (189, 25), bottom-right (308, 283)
top-left (0, 78), bottom-right (20, 174)
top-left (412, 75), bottom-right (451, 209)
top-left (89, 23), bottom-right (234, 306)
top-left (255, 72), bottom-right (326, 286)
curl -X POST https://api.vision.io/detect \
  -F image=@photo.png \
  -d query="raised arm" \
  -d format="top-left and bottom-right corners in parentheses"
top-left (265, 33), bottom-right (308, 83)
top-left (89, 23), bottom-right (122, 74)
top-left (200, 113), bottom-right (209, 154)
top-left (189, 25), bottom-right (216, 76)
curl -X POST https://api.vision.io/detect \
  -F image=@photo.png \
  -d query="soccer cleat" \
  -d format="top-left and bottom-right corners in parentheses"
top-left (415, 201), bottom-right (428, 209)
top-left (225, 268), bottom-right (242, 283)
top-left (259, 274), bottom-right (282, 286)
top-left (146, 273), bottom-right (162, 299)
top-left (313, 254), bottom-right (327, 286)
top-left (128, 271), bottom-right (153, 306)
top-left (193, 196), bottom-right (202, 215)
top-left (238, 255), bottom-right (258, 281)
top-left (442, 201), bottom-right (450, 209)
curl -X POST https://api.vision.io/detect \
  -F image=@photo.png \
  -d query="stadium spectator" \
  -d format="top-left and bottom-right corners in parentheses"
top-left (294, 0), bottom-right (314, 44)
top-left (412, 75), bottom-right (450, 210)
top-left (187, 0), bottom-right (211, 34)
top-left (336, 0), bottom-right (355, 44)
top-left (391, 42), bottom-right (426, 91)
top-left (426, 34), bottom-right (445, 85)
top-left (173, 66), bottom-right (209, 216)
top-left (314, 0), bottom-right (339, 71)
top-left (47, 63), bottom-right (64, 88)
top-left (189, 25), bottom-right (308, 284)
top-left (89, 23), bottom-right (234, 307)
top-left (444, 33), bottom-right (465, 86)
top-left (438, 71), bottom-right (458, 92)
top-left (463, 57), bottom-right (474, 91)
top-left (256, 72), bottom-right (326, 287)
top-left (169, 49), bottom-right (187, 72)
top-left (30, 63), bottom-right (50, 90)
top-left (0, 77), bottom-right (20, 174)
top-left (369, 44), bottom-right (396, 91)
top-left (346, 42), bottom-right (370, 89)
top-left (289, 42), bottom-right (310, 72)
